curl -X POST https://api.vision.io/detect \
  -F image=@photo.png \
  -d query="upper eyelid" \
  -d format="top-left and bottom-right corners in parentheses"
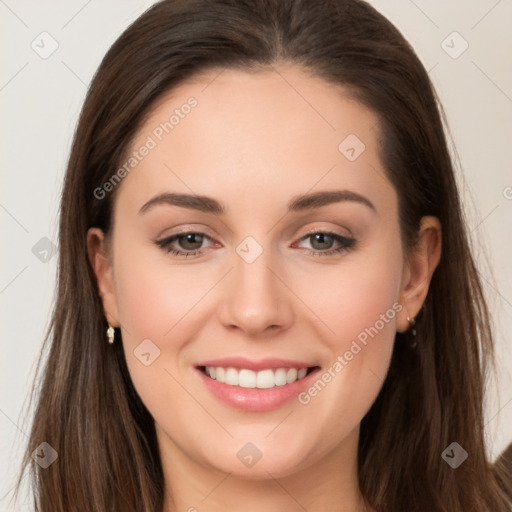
top-left (158, 228), bottom-right (351, 239)
top-left (300, 227), bottom-right (352, 238)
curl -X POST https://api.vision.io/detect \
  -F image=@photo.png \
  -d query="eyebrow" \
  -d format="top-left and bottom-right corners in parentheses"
top-left (288, 190), bottom-right (376, 213)
top-left (138, 190), bottom-right (377, 215)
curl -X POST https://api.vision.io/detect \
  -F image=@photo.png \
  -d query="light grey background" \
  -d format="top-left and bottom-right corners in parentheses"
top-left (1, 1), bottom-right (511, 510)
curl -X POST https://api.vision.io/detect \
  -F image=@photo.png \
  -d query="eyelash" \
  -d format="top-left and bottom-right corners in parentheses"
top-left (156, 229), bottom-right (356, 259)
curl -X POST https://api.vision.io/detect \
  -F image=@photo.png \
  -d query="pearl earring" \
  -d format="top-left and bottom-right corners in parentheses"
top-left (106, 323), bottom-right (115, 344)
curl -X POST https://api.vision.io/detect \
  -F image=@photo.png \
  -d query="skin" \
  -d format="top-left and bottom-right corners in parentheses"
top-left (88, 65), bottom-right (441, 512)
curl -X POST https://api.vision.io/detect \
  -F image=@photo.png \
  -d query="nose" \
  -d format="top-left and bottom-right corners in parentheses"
top-left (217, 245), bottom-right (294, 337)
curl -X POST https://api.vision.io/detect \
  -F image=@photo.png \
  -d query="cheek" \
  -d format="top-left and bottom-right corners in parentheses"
top-left (331, 266), bottom-right (401, 349)
top-left (111, 237), bottom-right (191, 389)
top-left (113, 236), bottom-right (202, 339)
top-left (291, 236), bottom-right (403, 410)
top-left (299, 241), bottom-right (403, 351)
top-left (113, 257), bottom-right (205, 439)
top-left (111, 234), bottom-right (227, 413)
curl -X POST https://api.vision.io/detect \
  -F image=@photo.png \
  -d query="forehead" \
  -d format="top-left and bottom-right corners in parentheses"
top-left (115, 65), bottom-right (395, 218)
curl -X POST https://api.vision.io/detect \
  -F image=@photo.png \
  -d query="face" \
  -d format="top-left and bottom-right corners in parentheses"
top-left (89, 65), bottom-right (428, 480)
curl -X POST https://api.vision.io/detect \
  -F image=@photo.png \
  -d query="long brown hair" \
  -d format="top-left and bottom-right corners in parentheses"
top-left (18, 0), bottom-right (512, 510)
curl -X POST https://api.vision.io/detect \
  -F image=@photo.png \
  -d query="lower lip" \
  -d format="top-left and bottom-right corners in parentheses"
top-left (196, 367), bottom-right (320, 412)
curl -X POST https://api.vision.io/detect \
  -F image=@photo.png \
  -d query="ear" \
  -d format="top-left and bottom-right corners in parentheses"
top-left (396, 216), bottom-right (442, 333)
top-left (86, 227), bottom-right (120, 327)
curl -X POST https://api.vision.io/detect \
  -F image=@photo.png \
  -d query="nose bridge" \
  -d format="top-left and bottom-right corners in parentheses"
top-left (218, 235), bottom-right (293, 334)
top-left (235, 247), bottom-right (276, 299)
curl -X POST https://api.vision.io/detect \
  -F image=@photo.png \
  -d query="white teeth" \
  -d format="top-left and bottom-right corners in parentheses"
top-left (225, 368), bottom-right (239, 386)
top-left (297, 368), bottom-right (307, 379)
top-left (286, 368), bottom-right (297, 384)
top-left (256, 369), bottom-right (275, 389)
top-left (239, 369), bottom-right (256, 388)
top-left (274, 368), bottom-right (287, 386)
top-left (216, 367), bottom-right (225, 382)
top-left (203, 366), bottom-right (311, 388)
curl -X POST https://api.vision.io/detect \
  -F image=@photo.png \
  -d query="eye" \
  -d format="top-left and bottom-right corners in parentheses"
top-left (156, 232), bottom-right (215, 258)
top-left (155, 229), bottom-right (356, 259)
top-left (294, 230), bottom-right (356, 257)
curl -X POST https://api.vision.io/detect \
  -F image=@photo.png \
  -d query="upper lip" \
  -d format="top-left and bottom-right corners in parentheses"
top-left (196, 357), bottom-right (317, 371)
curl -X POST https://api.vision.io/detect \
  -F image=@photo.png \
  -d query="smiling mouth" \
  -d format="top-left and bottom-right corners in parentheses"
top-left (197, 365), bottom-right (318, 389)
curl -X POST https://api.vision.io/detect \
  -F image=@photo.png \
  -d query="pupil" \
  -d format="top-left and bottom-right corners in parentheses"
top-left (181, 234), bottom-right (203, 250)
top-left (312, 234), bottom-right (332, 250)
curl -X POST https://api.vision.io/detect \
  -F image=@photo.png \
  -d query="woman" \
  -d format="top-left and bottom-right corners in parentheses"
top-left (18, 0), bottom-right (512, 510)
